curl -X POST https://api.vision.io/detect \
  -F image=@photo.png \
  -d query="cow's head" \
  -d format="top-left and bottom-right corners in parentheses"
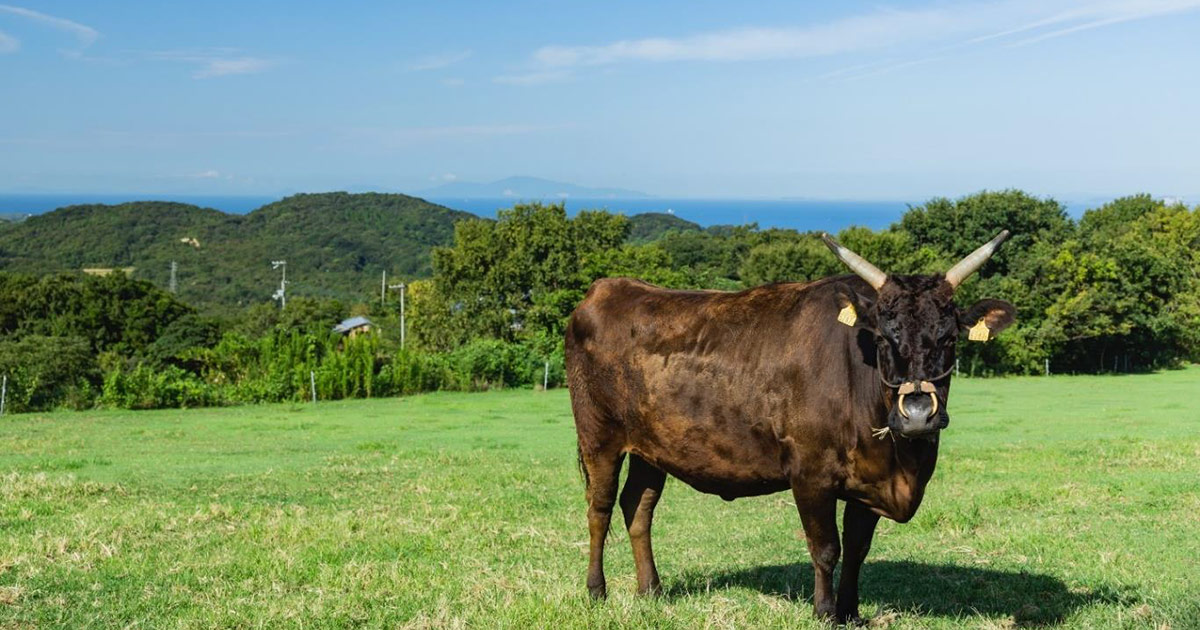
top-left (822, 232), bottom-right (1016, 438)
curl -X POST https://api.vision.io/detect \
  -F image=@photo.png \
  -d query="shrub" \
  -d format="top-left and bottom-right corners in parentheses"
top-left (0, 335), bottom-right (98, 412)
top-left (100, 363), bottom-right (220, 409)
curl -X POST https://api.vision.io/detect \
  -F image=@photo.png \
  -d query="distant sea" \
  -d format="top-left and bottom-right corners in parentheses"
top-left (0, 193), bottom-right (916, 231)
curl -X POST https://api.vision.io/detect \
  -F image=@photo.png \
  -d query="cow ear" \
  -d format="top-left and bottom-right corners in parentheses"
top-left (959, 299), bottom-right (1016, 342)
top-left (832, 282), bottom-right (876, 331)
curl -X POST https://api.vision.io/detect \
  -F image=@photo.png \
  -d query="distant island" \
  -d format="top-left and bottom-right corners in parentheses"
top-left (419, 176), bottom-right (651, 200)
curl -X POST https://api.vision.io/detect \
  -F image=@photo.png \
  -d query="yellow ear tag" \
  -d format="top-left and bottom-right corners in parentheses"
top-left (837, 303), bottom-right (857, 327)
top-left (968, 318), bottom-right (990, 342)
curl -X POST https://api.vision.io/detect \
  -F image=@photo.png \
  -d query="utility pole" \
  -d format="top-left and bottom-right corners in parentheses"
top-left (388, 281), bottom-right (407, 348)
top-left (381, 270), bottom-right (387, 306)
top-left (169, 261), bottom-right (177, 294)
top-left (271, 260), bottom-right (287, 309)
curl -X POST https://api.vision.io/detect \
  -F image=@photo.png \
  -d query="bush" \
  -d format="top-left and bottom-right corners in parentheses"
top-left (0, 335), bottom-right (97, 412)
top-left (100, 363), bottom-right (221, 409)
top-left (448, 338), bottom-right (544, 389)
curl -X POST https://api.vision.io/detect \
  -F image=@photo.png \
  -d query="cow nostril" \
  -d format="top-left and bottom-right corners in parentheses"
top-left (897, 392), bottom-right (938, 422)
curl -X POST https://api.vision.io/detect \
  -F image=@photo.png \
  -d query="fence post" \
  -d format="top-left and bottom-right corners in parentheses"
top-left (0, 374), bottom-right (6, 416)
top-left (543, 361), bottom-right (549, 391)
top-left (1044, 358), bottom-right (1050, 377)
top-left (955, 359), bottom-right (960, 378)
top-left (310, 371), bottom-right (317, 403)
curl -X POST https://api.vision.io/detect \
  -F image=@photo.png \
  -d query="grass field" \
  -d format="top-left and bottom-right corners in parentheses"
top-left (1, 370), bottom-right (1199, 629)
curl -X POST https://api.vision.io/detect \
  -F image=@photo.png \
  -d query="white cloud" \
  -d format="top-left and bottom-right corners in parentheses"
top-left (193, 169), bottom-right (222, 179)
top-left (440, 77), bottom-right (465, 87)
top-left (0, 4), bottom-right (98, 47)
top-left (407, 49), bottom-right (471, 71)
top-left (150, 49), bottom-right (277, 79)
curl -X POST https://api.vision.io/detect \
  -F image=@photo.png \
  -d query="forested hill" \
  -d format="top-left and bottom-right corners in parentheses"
top-left (626, 212), bottom-right (701, 242)
top-left (0, 192), bottom-right (475, 311)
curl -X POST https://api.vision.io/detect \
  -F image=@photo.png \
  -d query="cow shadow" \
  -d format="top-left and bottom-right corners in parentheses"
top-left (665, 560), bottom-right (1129, 626)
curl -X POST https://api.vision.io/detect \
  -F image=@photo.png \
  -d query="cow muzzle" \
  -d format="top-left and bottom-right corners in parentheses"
top-left (892, 381), bottom-right (947, 437)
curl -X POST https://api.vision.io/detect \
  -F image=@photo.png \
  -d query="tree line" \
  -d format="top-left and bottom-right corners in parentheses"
top-left (0, 190), bottom-right (1196, 412)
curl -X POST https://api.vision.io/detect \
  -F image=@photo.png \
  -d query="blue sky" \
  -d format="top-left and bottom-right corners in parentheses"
top-left (2, 1), bottom-right (1199, 200)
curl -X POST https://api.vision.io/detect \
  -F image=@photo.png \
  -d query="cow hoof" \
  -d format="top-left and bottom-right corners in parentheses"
top-left (587, 585), bottom-right (607, 600)
top-left (835, 612), bottom-right (865, 627)
top-left (635, 582), bottom-right (662, 597)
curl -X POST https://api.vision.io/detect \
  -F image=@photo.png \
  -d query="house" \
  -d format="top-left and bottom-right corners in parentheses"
top-left (332, 316), bottom-right (375, 337)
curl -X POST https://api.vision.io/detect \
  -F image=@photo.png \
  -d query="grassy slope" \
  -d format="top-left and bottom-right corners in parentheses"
top-left (1, 370), bottom-right (1198, 628)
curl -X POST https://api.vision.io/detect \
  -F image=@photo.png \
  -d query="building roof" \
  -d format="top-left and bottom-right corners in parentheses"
top-left (332, 316), bottom-right (374, 334)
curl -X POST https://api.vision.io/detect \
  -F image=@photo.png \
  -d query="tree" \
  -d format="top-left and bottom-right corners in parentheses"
top-left (900, 190), bottom-right (1073, 278)
top-left (415, 203), bottom-right (630, 350)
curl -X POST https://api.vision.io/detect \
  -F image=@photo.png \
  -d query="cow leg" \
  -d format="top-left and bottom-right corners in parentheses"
top-left (619, 454), bottom-right (667, 595)
top-left (792, 487), bottom-right (840, 621)
top-left (836, 500), bottom-right (880, 624)
top-left (583, 449), bottom-right (625, 600)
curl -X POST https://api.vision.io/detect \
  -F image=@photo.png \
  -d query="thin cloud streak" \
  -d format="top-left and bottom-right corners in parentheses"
top-left (407, 49), bottom-right (471, 71)
top-left (493, 70), bottom-right (571, 86)
top-left (532, 12), bottom-right (969, 67)
top-left (194, 57), bottom-right (275, 78)
top-left (344, 123), bottom-right (571, 148)
top-left (519, 0), bottom-right (1200, 82)
top-left (379, 123), bottom-right (567, 140)
top-left (972, 0), bottom-right (1200, 45)
top-left (831, 55), bottom-right (948, 82)
top-left (150, 49), bottom-right (278, 79)
top-left (0, 4), bottom-right (98, 46)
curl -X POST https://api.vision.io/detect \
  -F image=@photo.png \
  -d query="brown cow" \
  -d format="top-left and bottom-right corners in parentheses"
top-left (565, 231), bottom-right (1015, 623)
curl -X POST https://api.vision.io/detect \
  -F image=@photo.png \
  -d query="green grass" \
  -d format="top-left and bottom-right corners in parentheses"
top-left (2, 370), bottom-right (1199, 629)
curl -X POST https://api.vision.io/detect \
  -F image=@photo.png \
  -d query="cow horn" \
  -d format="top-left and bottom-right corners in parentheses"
top-left (820, 233), bottom-right (887, 290)
top-left (944, 230), bottom-right (1010, 288)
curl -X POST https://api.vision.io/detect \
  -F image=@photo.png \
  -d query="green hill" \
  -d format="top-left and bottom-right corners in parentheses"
top-left (0, 192), bottom-right (475, 311)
